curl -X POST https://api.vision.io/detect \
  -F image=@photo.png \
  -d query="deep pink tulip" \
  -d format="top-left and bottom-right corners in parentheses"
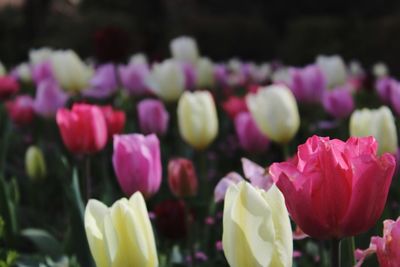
top-left (5, 95), bottom-right (34, 125)
top-left (270, 135), bottom-right (396, 239)
top-left (137, 99), bottom-right (169, 136)
top-left (289, 65), bottom-right (326, 103)
top-left (355, 217), bottom-right (400, 267)
top-left (221, 96), bottom-right (247, 119)
top-left (112, 133), bottom-right (162, 198)
top-left (0, 76), bottom-right (19, 100)
top-left (168, 158), bottom-right (198, 198)
top-left (322, 86), bottom-right (354, 118)
top-left (234, 112), bottom-right (269, 153)
top-left (56, 103), bottom-right (108, 154)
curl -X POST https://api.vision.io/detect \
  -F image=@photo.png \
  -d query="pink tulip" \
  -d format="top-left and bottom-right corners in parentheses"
top-left (5, 95), bottom-right (34, 125)
top-left (137, 99), bottom-right (169, 136)
top-left (289, 64), bottom-right (326, 103)
top-left (168, 158), bottom-right (198, 198)
top-left (270, 135), bottom-right (396, 239)
top-left (234, 112), bottom-right (269, 154)
top-left (355, 217), bottom-right (400, 267)
top-left (112, 133), bottom-right (161, 198)
top-left (322, 86), bottom-right (355, 118)
top-left (56, 103), bottom-right (108, 154)
top-left (0, 76), bottom-right (19, 100)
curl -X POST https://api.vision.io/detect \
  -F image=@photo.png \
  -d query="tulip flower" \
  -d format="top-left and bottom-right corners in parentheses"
top-left (222, 181), bottom-right (293, 267)
top-left (288, 64), bottom-right (326, 103)
top-left (31, 61), bottom-right (54, 85)
top-left (56, 103), bottom-right (108, 154)
top-left (148, 59), bottom-right (185, 102)
top-left (5, 95), bottom-right (34, 125)
top-left (13, 63), bottom-right (32, 83)
top-left (119, 62), bottom-right (151, 96)
top-left (246, 85), bottom-right (300, 144)
top-left (154, 199), bottom-right (188, 240)
top-left (221, 96), bottom-right (248, 119)
top-left (112, 133), bottom-right (162, 198)
top-left (100, 106), bottom-right (126, 140)
top-left (322, 86), bottom-right (354, 118)
top-left (170, 36), bottom-right (199, 65)
top-left (234, 112), bottom-right (270, 154)
top-left (29, 47), bottom-right (53, 66)
top-left (375, 77), bottom-right (398, 104)
top-left (181, 62), bottom-right (197, 90)
top-left (350, 106), bottom-right (398, 155)
top-left (355, 217), bottom-right (400, 267)
top-left (33, 79), bottom-right (68, 118)
top-left (83, 64), bottom-right (118, 99)
top-left (177, 91), bottom-right (218, 150)
top-left (270, 135), bottom-right (396, 239)
top-left (372, 62), bottom-right (389, 78)
top-left (168, 158), bottom-right (198, 197)
top-left (25, 146), bottom-right (46, 181)
top-left (196, 57), bottom-right (215, 88)
top-left (316, 55), bottom-right (347, 88)
top-left (0, 76), bottom-right (19, 100)
top-left (214, 172), bottom-right (244, 203)
top-left (137, 99), bottom-right (169, 136)
top-left (50, 50), bottom-right (93, 93)
top-left (85, 192), bottom-right (158, 267)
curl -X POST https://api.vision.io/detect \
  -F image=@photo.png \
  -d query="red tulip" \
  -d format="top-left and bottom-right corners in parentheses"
top-left (168, 158), bottom-right (198, 197)
top-left (355, 217), bottom-right (400, 267)
top-left (100, 105), bottom-right (126, 139)
top-left (221, 96), bottom-right (247, 119)
top-left (270, 135), bottom-right (396, 239)
top-left (0, 76), bottom-right (19, 100)
top-left (56, 103), bottom-right (107, 154)
top-left (5, 95), bottom-right (34, 125)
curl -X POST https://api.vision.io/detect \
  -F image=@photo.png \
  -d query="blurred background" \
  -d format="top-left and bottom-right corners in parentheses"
top-left (1, 0), bottom-right (400, 73)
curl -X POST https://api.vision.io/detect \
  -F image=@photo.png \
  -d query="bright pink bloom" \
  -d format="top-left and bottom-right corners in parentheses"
top-left (5, 95), bottom-right (34, 125)
top-left (137, 99), bottom-right (169, 136)
top-left (100, 106), bottom-right (126, 140)
top-left (0, 76), bottom-right (19, 100)
top-left (355, 217), bottom-right (400, 267)
top-left (56, 103), bottom-right (108, 154)
top-left (168, 158), bottom-right (198, 198)
top-left (234, 112), bottom-right (269, 153)
top-left (270, 135), bottom-right (396, 239)
top-left (112, 133), bottom-right (161, 198)
top-left (221, 96), bottom-right (247, 119)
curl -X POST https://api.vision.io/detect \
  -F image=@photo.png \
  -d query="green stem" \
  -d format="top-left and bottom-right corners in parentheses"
top-left (331, 239), bottom-right (341, 267)
top-left (85, 155), bottom-right (91, 201)
top-left (345, 237), bottom-right (356, 266)
top-left (184, 201), bottom-right (195, 267)
top-left (0, 119), bottom-right (11, 178)
top-left (282, 143), bottom-right (291, 160)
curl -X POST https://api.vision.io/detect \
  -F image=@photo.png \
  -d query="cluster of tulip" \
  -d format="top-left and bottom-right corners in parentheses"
top-left (0, 36), bottom-right (400, 267)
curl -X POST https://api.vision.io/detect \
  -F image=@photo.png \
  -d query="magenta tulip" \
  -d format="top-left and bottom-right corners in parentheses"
top-left (289, 64), bottom-right (326, 103)
top-left (322, 86), bottom-right (354, 118)
top-left (137, 99), bottom-right (169, 136)
top-left (270, 135), bottom-right (396, 239)
top-left (234, 112), bottom-right (269, 153)
top-left (112, 133), bottom-right (162, 198)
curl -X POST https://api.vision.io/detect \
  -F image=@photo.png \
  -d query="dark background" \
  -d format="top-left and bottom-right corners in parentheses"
top-left (1, 0), bottom-right (400, 73)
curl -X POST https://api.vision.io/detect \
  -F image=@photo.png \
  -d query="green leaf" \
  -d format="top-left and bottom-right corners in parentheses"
top-left (21, 229), bottom-right (63, 259)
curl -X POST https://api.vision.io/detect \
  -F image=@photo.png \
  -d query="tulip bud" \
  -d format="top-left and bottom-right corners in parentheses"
top-left (5, 95), bottom-right (35, 125)
top-left (56, 103), bottom-right (108, 154)
top-left (316, 55), bottom-right (347, 88)
top-left (14, 63), bottom-right (32, 83)
top-left (85, 192), bottom-right (158, 267)
top-left (372, 62), bottom-right (389, 78)
top-left (221, 96), bottom-right (248, 119)
top-left (29, 47), bottom-right (53, 66)
top-left (177, 91), bottom-right (218, 150)
top-left (112, 133), bottom-right (162, 198)
top-left (50, 50), bottom-right (93, 93)
top-left (350, 106), bottom-right (398, 155)
top-left (100, 106), bottom-right (126, 140)
top-left (168, 158), bottom-right (198, 197)
top-left (83, 64), bottom-right (118, 99)
top-left (25, 146), bottom-right (46, 181)
top-left (31, 61), bottom-right (54, 85)
top-left (148, 59), bottom-right (185, 102)
top-left (322, 86), bottom-right (355, 118)
top-left (119, 62), bottom-right (150, 96)
top-left (289, 64), bottom-right (326, 103)
top-left (137, 99), bottom-right (169, 136)
top-left (223, 181), bottom-right (293, 267)
top-left (170, 36), bottom-right (199, 65)
top-left (246, 85), bottom-right (300, 144)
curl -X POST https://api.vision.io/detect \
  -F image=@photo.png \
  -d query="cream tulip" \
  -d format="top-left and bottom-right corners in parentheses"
top-left (316, 55), bottom-right (347, 88)
top-left (170, 36), bottom-right (199, 65)
top-left (0, 61), bottom-right (5, 76)
top-left (246, 85), bottom-right (300, 144)
top-left (85, 192), bottom-right (158, 267)
top-left (50, 50), bottom-right (93, 93)
top-left (29, 47), bottom-right (53, 66)
top-left (177, 91), bottom-right (218, 150)
top-left (15, 63), bottom-right (32, 83)
top-left (148, 59), bottom-right (185, 102)
top-left (223, 181), bottom-right (292, 267)
top-left (349, 106), bottom-right (398, 155)
top-left (196, 57), bottom-right (215, 88)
